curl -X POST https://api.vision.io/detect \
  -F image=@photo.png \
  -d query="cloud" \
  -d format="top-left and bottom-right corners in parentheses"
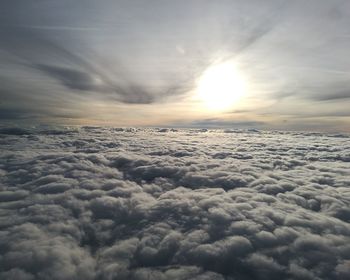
top-left (34, 65), bottom-right (100, 91)
top-left (0, 127), bottom-right (350, 279)
top-left (0, 27), bottom-right (158, 104)
top-left (0, 20), bottom-right (194, 120)
top-left (181, 118), bottom-right (265, 129)
top-left (312, 90), bottom-right (350, 101)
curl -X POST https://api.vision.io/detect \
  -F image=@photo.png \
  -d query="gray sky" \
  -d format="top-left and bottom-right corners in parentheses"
top-left (1, 0), bottom-right (350, 131)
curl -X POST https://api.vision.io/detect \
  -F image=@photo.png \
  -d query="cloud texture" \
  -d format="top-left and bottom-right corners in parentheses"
top-left (0, 127), bottom-right (350, 279)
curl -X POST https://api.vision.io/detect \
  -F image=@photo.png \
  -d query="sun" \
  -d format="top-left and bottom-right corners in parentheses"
top-left (196, 61), bottom-right (246, 111)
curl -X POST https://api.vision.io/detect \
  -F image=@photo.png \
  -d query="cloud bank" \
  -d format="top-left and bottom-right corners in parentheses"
top-left (0, 127), bottom-right (350, 279)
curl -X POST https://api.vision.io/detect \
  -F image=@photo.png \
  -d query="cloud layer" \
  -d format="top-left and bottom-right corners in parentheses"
top-left (0, 127), bottom-right (350, 279)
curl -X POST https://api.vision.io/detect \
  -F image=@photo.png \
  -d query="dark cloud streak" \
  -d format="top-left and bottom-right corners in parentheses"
top-left (0, 24), bottom-right (192, 108)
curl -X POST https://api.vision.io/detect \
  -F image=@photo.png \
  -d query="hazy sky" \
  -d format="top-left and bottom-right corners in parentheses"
top-left (1, 0), bottom-right (350, 131)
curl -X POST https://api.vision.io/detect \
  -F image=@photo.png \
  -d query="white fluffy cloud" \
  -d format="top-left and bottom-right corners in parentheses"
top-left (0, 127), bottom-right (350, 279)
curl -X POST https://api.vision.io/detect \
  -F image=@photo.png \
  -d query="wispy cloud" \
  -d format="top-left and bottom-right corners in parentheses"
top-left (0, 0), bottom-right (349, 130)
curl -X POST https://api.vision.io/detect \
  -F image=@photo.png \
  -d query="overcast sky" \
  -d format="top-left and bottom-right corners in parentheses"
top-left (0, 0), bottom-right (350, 131)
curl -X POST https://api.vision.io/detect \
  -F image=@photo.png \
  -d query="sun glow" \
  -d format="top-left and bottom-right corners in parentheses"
top-left (196, 61), bottom-right (246, 111)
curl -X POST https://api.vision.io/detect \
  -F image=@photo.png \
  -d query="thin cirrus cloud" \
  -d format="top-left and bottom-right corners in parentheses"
top-left (0, 0), bottom-right (350, 130)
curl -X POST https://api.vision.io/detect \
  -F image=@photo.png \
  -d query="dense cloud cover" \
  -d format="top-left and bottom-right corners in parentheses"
top-left (0, 127), bottom-right (350, 279)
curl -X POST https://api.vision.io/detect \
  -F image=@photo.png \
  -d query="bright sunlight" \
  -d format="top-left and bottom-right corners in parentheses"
top-left (196, 61), bottom-right (246, 111)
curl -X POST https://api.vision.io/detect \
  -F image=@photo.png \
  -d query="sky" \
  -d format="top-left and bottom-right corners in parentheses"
top-left (0, 0), bottom-right (350, 131)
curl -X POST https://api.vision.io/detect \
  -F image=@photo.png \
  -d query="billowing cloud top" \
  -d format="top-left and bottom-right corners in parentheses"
top-left (0, 127), bottom-right (350, 279)
top-left (0, 0), bottom-right (350, 130)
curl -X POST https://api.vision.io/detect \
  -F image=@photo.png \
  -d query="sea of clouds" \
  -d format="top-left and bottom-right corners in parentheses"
top-left (0, 126), bottom-right (350, 280)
